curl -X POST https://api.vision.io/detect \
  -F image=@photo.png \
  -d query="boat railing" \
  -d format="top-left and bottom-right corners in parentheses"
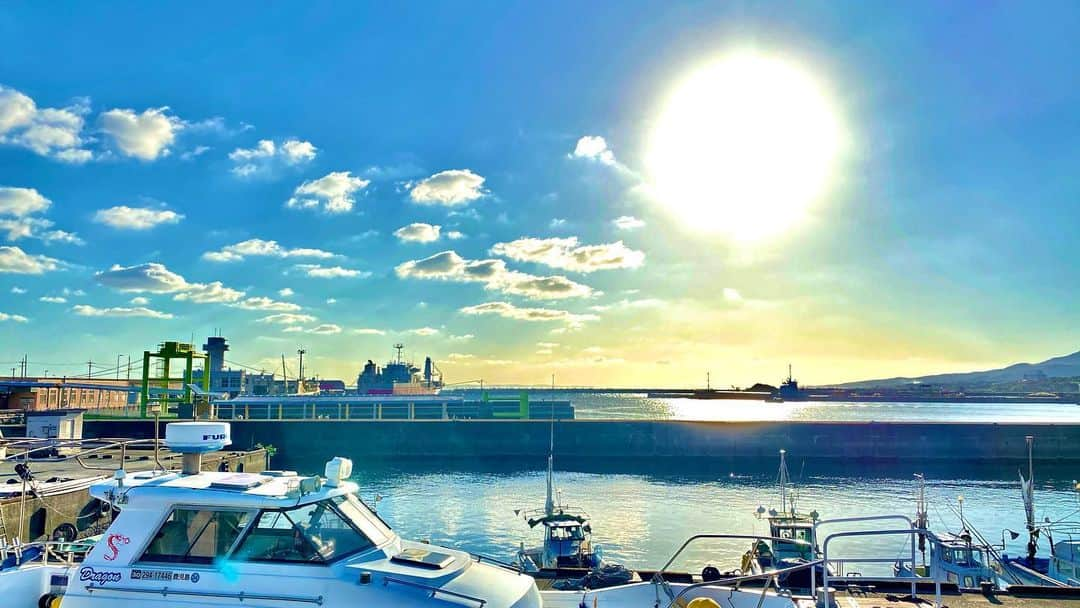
top-left (818, 527), bottom-right (944, 608)
top-left (650, 533), bottom-right (818, 608)
top-left (0, 537), bottom-right (96, 570)
top-left (471, 552), bottom-right (525, 574)
top-left (0, 436), bottom-right (167, 472)
top-left (382, 574), bottom-right (487, 606)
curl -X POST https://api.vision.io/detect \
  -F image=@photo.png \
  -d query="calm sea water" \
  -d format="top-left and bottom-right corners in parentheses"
top-left (347, 461), bottom-right (1080, 574)
top-left (321, 394), bottom-right (1080, 573)
top-left (481, 391), bottom-right (1080, 423)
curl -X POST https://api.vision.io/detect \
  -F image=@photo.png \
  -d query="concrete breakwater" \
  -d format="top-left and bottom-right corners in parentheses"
top-left (78, 419), bottom-right (1080, 466)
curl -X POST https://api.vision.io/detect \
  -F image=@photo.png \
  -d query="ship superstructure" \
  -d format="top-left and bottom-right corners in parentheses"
top-left (356, 344), bottom-right (442, 395)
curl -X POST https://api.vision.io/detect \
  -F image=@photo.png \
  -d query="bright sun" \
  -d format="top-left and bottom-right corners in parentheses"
top-left (648, 52), bottom-right (843, 240)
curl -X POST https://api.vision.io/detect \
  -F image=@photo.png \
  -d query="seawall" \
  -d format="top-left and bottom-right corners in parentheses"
top-left (80, 419), bottom-right (1080, 467)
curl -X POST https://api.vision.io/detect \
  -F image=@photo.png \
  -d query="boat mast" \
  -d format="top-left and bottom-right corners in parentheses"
top-left (1022, 435), bottom-right (1037, 561)
top-left (779, 449), bottom-right (790, 515)
top-left (544, 400), bottom-right (555, 516)
top-left (915, 473), bottom-right (929, 561)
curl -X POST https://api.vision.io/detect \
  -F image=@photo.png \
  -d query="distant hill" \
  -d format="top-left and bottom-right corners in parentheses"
top-left (837, 350), bottom-right (1080, 389)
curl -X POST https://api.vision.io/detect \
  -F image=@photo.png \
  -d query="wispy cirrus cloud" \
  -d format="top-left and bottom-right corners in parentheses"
top-left (0, 311), bottom-right (29, 322)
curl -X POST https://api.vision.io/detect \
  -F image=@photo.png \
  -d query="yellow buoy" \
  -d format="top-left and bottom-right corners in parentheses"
top-left (686, 598), bottom-right (722, 608)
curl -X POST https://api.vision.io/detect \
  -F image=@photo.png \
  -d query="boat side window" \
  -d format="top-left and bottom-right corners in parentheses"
top-left (233, 500), bottom-right (375, 564)
top-left (140, 508), bottom-right (251, 564)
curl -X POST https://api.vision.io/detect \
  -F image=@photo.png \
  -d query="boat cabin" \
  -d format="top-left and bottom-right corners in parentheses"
top-left (931, 532), bottom-right (996, 588)
top-left (765, 515), bottom-right (815, 562)
top-left (1049, 539), bottom-right (1080, 586)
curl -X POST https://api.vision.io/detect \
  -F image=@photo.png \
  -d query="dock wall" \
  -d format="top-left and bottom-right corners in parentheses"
top-left (80, 420), bottom-right (1080, 466)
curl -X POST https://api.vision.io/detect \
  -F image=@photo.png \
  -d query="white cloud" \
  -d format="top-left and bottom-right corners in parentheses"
top-left (325, 298), bottom-right (338, 305)
top-left (0, 86), bottom-right (92, 162)
top-left (93, 205), bottom-right (184, 230)
top-left (613, 215), bottom-right (646, 230)
top-left (549, 218), bottom-right (568, 229)
top-left (0, 311), bottom-right (29, 323)
top-left (0, 217), bottom-right (83, 245)
top-left (409, 169), bottom-right (486, 206)
top-left (491, 237), bottom-right (645, 273)
top-left (0, 187), bottom-right (51, 216)
top-left (570, 135), bottom-right (616, 165)
top-left (308, 323), bottom-right (342, 335)
top-left (39, 296), bottom-right (66, 303)
top-left (537, 342), bottom-right (559, 349)
top-left (130, 296), bottom-right (149, 305)
top-left (229, 138), bottom-right (317, 176)
top-left (286, 171), bottom-right (369, 213)
top-left (0, 246), bottom-right (62, 274)
top-left (459, 302), bottom-right (598, 328)
top-left (294, 264), bottom-right (368, 279)
top-left (446, 353), bottom-right (474, 361)
top-left (232, 296), bottom-right (301, 312)
top-left (278, 288), bottom-right (294, 297)
top-left (203, 238), bottom-right (336, 262)
top-left (281, 139), bottom-right (317, 163)
top-left (180, 145), bottom-right (211, 161)
top-left (10, 286), bottom-right (26, 294)
top-left (72, 304), bottom-right (173, 319)
top-left (93, 262), bottom-right (258, 306)
top-left (408, 327), bottom-right (439, 336)
top-left (173, 281), bottom-right (244, 303)
top-left (395, 250), bottom-right (595, 300)
top-left (0, 187), bottom-right (81, 244)
top-left (94, 262), bottom-right (189, 293)
top-left (446, 230), bottom-right (465, 240)
top-left (100, 107), bottom-right (182, 160)
top-left (449, 333), bottom-right (474, 342)
top-left (394, 223), bottom-right (441, 243)
top-left (353, 328), bottom-right (385, 335)
top-left (723, 287), bottom-right (744, 304)
top-left (257, 313), bottom-right (316, 325)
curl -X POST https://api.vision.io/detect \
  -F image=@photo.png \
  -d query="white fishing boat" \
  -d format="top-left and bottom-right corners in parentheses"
top-left (516, 421), bottom-right (604, 573)
top-left (743, 449), bottom-right (825, 590)
top-left (0, 421), bottom-right (809, 608)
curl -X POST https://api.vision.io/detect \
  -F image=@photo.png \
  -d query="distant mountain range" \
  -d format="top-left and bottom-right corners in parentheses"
top-left (837, 350), bottom-right (1080, 389)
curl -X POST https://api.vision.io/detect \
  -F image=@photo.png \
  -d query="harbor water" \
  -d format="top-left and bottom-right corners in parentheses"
top-left (524, 392), bottom-right (1080, 422)
top-left (292, 394), bottom-right (1080, 573)
top-left (344, 459), bottom-right (1080, 574)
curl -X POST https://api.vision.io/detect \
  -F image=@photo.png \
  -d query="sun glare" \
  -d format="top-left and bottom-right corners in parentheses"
top-left (647, 52), bottom-right (843, 240)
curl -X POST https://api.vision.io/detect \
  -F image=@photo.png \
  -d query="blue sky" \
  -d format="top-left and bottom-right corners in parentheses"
top-left (1, 2), bottom-right (1078, 386)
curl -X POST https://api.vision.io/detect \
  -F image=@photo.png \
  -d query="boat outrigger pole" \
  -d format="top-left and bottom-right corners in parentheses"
top-left (1021, 435), bottom-right (1038, 562)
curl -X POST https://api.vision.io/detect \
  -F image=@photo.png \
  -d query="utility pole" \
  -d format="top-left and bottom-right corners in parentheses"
top-left (87, 360), bottom-right (93, 378)
top-left (116, 354), bottom-right (122, 379)
top-left (125, 355), bottom-right (131, 381)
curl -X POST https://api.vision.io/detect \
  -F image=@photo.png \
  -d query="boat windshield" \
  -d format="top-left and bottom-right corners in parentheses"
top-left (233, 498), bottom-right (377, 564)
top-left (548, 525), bottom-right (586, 542)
